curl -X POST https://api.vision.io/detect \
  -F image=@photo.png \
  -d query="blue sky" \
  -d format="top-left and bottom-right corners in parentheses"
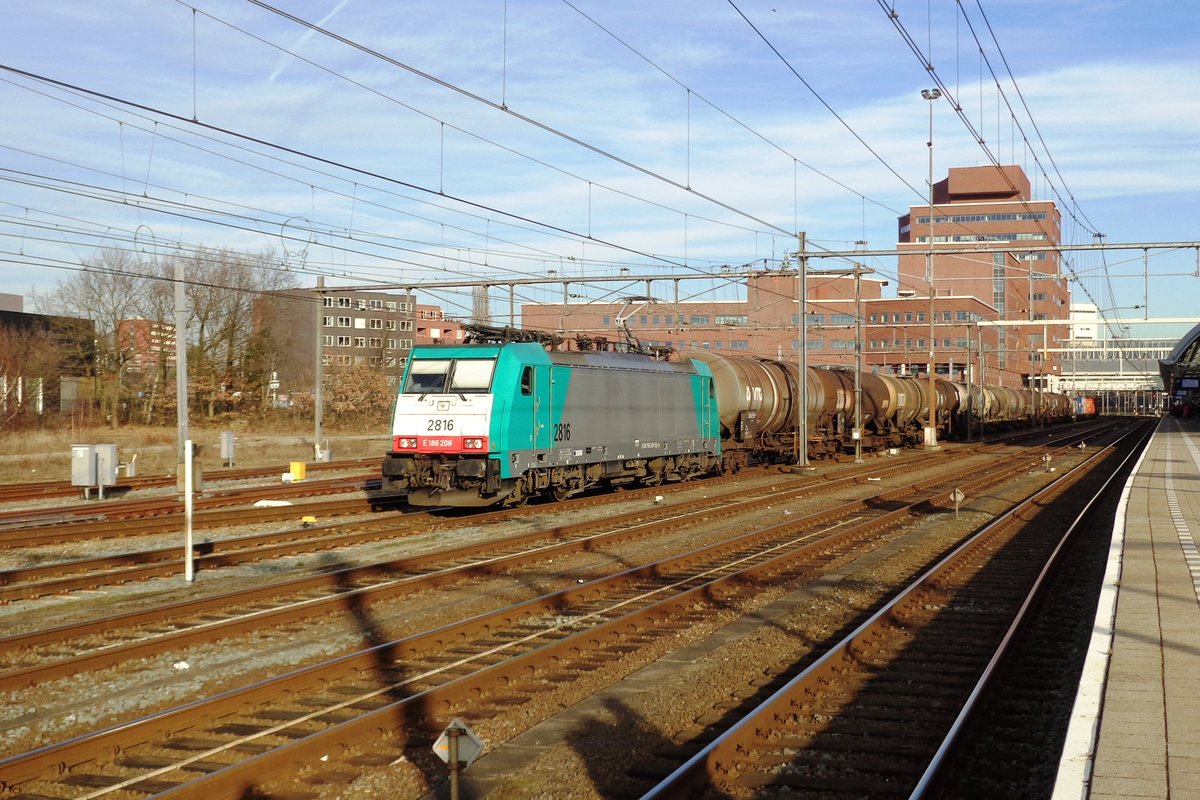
top-left (1, 0), bottom-right (1197, 335)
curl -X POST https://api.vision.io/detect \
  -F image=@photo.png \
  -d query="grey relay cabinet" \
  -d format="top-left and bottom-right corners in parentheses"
top-left (71, 444), bottom-right (119, 499)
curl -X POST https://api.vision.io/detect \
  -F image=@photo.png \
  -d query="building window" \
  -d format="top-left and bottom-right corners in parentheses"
top-left (337, 316), bottom-right (351, 327)
top-left (730, 340), bottom-right (750, 350)
top-left (869, 313), bottom-right (878, 323)
top-left (354, 318), bottom-right (367, 329)
top-left (369, 299), bottom-right (383, 309)
top-left (386, 339), bottom-right (397, 349)
top-left (369, 337), bottom-right (382, 348)
top-left (336, 336), bottom-right (351, 346)
top-left (323, 316), bottom-right (334, 327)
top-left (354, 337), bottom-right (366, 348)
top-left (356, 299), bottom-right (367, 310)
top-left (338, 297), bottom-right (352, 308)
top-left (716, 314), bottom-right (749, 325)
top-left (322, 335), bottom-right (333, 347)
top-left (386, 320), bottom-right (397, 330)
top-left (831, 314), bottom-right (854, 325)
top-left (369, 319), bottom-right (383, 329)
top-left (690, 315), bottom-right (710, 325)
top-left (399, 338), bottom-right (413, 349)
top-left (323, 297), bottom-right (333, 307)
top-left (400, 320), bottom-right (414, 332)
top-left (942, 311), bottom-right (951, 322)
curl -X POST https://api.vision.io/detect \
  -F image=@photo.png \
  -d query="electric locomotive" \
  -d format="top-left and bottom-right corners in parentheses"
top-left (382, 342), bottom-right (721, 506)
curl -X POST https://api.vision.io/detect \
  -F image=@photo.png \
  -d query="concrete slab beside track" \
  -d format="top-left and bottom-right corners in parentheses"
top-left (1056, 414), bottom-right (1200, 800)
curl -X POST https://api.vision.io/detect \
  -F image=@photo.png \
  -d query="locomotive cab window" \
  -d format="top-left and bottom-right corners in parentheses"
top-left (520, 365), bottom-right (533, 396)
top-left (404, 359), bottom-right (452, 393)
top-left (449, 359), bottom-right (496, 393)
top-left (403, 358), bottom-right (496, 394)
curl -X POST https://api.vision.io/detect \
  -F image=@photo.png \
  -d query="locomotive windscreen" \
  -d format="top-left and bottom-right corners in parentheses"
top-left (403, 358), bottom-right (496, 394)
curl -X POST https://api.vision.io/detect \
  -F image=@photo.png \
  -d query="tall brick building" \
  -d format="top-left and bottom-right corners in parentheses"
top-left (521, 164), bottom-right (1067, 390)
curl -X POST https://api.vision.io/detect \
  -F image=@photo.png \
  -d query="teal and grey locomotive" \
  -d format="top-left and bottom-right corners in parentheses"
top-left (382, 342), bottom-right (721, 507)
top-left (382, 339), bottom-right (1077, 507)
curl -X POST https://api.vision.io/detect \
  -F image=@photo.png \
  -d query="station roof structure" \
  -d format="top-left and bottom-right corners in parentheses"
top-left (1159, 321), bottom-right (1200, 395)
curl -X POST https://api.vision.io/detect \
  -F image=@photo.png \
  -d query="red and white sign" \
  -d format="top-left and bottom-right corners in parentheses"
top-left (420, 436), bottom-right (463, 452)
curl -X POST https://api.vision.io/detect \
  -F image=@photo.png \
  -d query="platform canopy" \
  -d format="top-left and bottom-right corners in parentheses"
top-left (1159, 321), bottom-right (1200, 396)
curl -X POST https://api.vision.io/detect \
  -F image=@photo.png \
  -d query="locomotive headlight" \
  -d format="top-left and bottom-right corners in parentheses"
top-left (463, 438), bottom-right (485, 449)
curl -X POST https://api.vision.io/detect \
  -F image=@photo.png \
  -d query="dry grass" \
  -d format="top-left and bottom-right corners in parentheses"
top-left (0, 425), bottom-right (389, 484)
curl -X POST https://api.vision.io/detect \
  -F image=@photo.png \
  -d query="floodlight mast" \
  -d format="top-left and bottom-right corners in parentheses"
top-left (922, 87), bottom-right (942, 449)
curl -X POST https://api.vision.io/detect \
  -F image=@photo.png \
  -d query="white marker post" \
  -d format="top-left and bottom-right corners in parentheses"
top-left (184, 439), bottom-right (195, 582)
top-left (951, 487), bottom-right (965, 519)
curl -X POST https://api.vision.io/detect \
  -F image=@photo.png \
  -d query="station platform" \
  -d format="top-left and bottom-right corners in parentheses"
top-left (1055, 414), bottom-right (1200, 799)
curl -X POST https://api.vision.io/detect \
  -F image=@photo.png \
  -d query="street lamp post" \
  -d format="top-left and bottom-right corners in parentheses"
top-left (796, 232), bottom-right (809, 467)
top-left (853, 264), bottom-right (863, 463)
top-left (921, 87), bottom-right (941, 448)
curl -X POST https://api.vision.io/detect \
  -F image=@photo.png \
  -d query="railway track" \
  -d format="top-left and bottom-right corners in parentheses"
top-left (0, 474), bottom-right (383, 548)
top-left (0, 427), bottom-right (1113, 798)
top-left (0, 427), bottom-right (1097, 688)
top-left (0, 420), bottom-right (1112, 598)
top-left (639, 418), bottom-right (1152, 798)
top-left (0, 457), bottom-right (381, 505)
top-left (0, 453), bottom-right (948, 688)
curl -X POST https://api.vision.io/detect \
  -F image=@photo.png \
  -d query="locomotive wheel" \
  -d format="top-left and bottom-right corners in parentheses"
top-left (551, 486), bottom-right (571, 502)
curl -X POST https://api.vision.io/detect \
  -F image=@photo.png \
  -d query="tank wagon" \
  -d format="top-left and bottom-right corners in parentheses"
top-left (382, 342), bottom-right (1076, 507)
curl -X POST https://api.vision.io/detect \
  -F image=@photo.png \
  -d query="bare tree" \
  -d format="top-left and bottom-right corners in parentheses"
top-left (0, 324), bottom-right (65, 428)
top-left (164, 246), bottom-right (298, 418)
top-left (32, 248), bottom-right (152, 427)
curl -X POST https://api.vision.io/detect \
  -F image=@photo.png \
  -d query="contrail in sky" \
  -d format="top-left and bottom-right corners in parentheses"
top-left (268, 0), bottom-right (352, 82)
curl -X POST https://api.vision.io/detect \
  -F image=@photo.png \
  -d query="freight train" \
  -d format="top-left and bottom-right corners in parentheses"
top-left (381, 337), bottom-right (1079, 507)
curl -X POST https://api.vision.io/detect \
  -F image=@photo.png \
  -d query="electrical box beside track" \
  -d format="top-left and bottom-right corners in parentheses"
top-left (71, 443), bottom-right (119, 499)
top-left (71, 444), bottom-right (96, 486)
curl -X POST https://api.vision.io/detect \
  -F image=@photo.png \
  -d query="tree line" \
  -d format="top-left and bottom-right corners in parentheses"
top-left (0, 246), bottom-right (395, 432)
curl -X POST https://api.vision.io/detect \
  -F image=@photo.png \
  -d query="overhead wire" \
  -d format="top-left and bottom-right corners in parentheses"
top-left (239, 0), bottom-right (791, 239)
top-left (561, 0), bottom-right (906, 218)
